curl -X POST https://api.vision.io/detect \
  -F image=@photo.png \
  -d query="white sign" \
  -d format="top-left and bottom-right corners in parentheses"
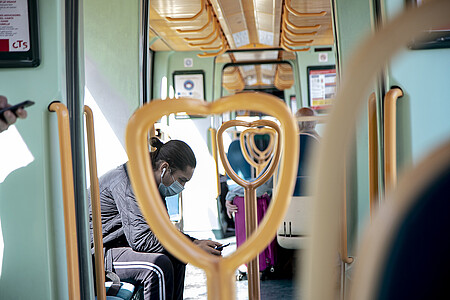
top-left (318, 53), bottom-right (328, 63)
top-left (0, 0), bottom-right (30, 52)
top-left (184, 58), bottom-right (193, 67)
top-left (174, 73), bottom-right (204, 100)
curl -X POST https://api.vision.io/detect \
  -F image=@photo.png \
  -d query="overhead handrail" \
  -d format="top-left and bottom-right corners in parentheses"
top-left (282, 7), bottom-right (322, 31)
top-left (239, 127), bottom-right (278, 176)
top-left (285, 0), bottom-right (327, 17)
top-left (48, 102), bottom-right (81, 300)
top-left (183, 18), bottom-right (218, 42)
top-left (209, 127), bottom-right (221, 199)
top-left (368, 92), bottom-right (379, 219)
top-left (165, 0), bottom-right (206, 22)
top-left (282, 21), bottom-right (318, 37)
top-left (383, 87), bottom-right (403, 194)
top-left (197, 35), bottom-right (228, 57)
top-left (218, 119), bottom-right (282, 300)
top-left (188, 24), bottom-right (220, 47)
top-left (176, 5), bottom-right (212, 33)
top-left (125, 94), bottom-right (298, 300)
top-left (281, 38), bottom-right (310, 52)
top-left (281, 31), bottom-right (314, 46)
top-left (83, 106), bottom-right (106, 300)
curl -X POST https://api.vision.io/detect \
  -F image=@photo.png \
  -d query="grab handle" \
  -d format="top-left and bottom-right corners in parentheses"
top-left (48, 102), bottom-right (80, 300)
top-left (368, 93), bottom-right (379, 218)
top-left (83, 106), bottom-right (106, 300)
top-left (383, 87), bottom-right (403, 194)
top-left (285, 0), bottom-right (326, 17)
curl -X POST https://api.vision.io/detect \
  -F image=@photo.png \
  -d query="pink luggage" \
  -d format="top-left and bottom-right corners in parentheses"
top-left (233, 194), bottom-right (277, 272)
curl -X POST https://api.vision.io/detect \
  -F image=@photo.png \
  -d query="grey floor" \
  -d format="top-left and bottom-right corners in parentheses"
top-left (183, 234), bottom-right (297, 299)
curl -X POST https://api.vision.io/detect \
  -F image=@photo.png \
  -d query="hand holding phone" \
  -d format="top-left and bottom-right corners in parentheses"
top-left (215, 243), bottom-right (230, 251)
top-left (0, 98), bottom-right (33, 132)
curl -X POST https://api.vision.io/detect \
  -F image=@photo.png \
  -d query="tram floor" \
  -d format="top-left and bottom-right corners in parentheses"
top-left (183, 233), bottom-right (298, 299)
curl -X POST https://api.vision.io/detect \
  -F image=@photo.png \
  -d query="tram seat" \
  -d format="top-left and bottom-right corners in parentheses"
top-left (277, 133), bottom-right (319, 249)
top-left (351, 143), bottom-right (450, 300)
top-left (104, 281), bottom-right (136, 299)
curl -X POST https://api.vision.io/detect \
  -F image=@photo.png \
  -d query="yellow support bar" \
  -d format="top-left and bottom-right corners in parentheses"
top-left (383, 88), bottom-right (403, 195)
top-left (83, 105), bottom-right (106, 300)
top-left (209, 127), bottom-right (221, 199)
top-left (125, 93), bottom-right (298, 300)
top-left (48, 102), bottom-right (80, 300)
top-left (285, 0), bottom-right (327, 17)
top-left (368, 92), bottom-right (379, 218)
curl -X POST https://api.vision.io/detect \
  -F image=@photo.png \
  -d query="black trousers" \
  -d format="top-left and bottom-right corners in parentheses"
top-left (110, 247), bottom-right (186, 300)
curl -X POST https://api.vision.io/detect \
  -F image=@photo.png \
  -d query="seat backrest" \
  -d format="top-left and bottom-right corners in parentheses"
top-left (293, 133), bottom-right (319, 196)
top-left (227, 139), bottom-right (252, 181)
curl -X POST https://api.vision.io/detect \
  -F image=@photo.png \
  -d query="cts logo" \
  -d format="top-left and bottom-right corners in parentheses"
top-left (12, 40), bottom-right (28, 50)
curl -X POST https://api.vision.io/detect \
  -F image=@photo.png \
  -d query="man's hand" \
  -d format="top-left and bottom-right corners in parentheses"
top-left (0, 95), bottom-right (28, 133)
top-left (193, 239), bottom-right (223, 256)
top-left (225, 200), bottom-right (238, 219)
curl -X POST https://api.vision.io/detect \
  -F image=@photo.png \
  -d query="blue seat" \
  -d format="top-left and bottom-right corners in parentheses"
top-left (104, 281), bottom-right (136, 300)
top-left (227, 139), bottom-right (252, 181)
top-left (292, 133), bottom-right (320, 196)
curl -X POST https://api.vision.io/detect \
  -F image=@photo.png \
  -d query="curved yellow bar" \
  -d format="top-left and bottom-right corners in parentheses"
top-left (176, 5), bottom-right (212, 33)
top-left (49, 102), bottom-right (81, 300)
top-left (183, 18), bottom-right (218, 42)
top-left (239, 127), bottom-right (278, 176)
top-left (305, 1), bottom-right (450, 299)
top-left (165, 0), bottom-right (205, 22)
top-left (368, 92), bottom-right (379, 219)
top-left (282, 21), bottom-right (317, 37)
top-left (188, 24), bottom-right (220, 47)
top-left (83, 106), bottom-right (106, 300)
top-left (285, 0), bottom-right (327, 17)
top-left (197, 45), bottom-right (228, 58)
top-left (281, 38), bottom-right (310, 52)
top-left (384, 87), bottom-right (403, 195)
top-left (281, 31), bottom-right (313, 46)
top-left (283, 7), bottom-right (321, 31)
top-left (125, 92), bottom-right (298, 300)
top-left (208, 127), bottom-right (221, 199)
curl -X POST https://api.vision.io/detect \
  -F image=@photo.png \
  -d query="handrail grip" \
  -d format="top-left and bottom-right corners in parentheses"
top-left (83, 106), bottom-right (106, 300)
top-left (165, 0), bottom-right (205, 22)
top-left (280, 38), bottom-right (310, 52)
top-left (239, 128), bottom-right (277, 176)
top-left (368, 92), bottom-right (379, 219)
top-left (283, 7), bottom-right (322, 30)
top-left (285, 0), bottom-right (327, 17)
top-left (282, 21), bottom-right (318, 37)
top-left (281, 31), bottom-right (314, 46)
top-left (383, 87), bottom-right (403, 194)
top-left (48, 102), bottom-right (81, 300)
top-left (188, 24), bottom-right (220, 47)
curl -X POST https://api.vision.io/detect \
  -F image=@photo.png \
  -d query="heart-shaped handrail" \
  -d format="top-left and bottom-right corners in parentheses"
top-left (126, 92), bottom-right (298, 300)
top-left (240, 127), bottom-right (278, 176)
top-left (217, 119), bottom-right (281, 299)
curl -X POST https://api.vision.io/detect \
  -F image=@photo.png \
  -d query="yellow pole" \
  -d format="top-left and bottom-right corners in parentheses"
top-left (83, 105), bottom-right (106, 300)
top-left (49, 102), bottom-right (81, 300)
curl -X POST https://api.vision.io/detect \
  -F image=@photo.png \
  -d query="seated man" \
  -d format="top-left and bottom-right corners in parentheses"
top-left (89, 137), bottom-right (224, 300)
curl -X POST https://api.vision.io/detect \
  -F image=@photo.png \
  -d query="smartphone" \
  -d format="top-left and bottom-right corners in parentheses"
top-left (215, 243), bottom-right (230, 251)
top-left (0, 100), bottom-right (34, 120)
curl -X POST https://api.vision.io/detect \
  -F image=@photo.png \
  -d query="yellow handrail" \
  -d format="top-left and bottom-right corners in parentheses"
top-left (340, 157), bottom-right (353, 265)
top-left (184, 18), bottom-right (218, 42)
top-left (83, 106), bottom-right (106, 300)
top-left (280, 38), bottom-right (310, 52)
top-left (383, 88), bottom-right (403, 195)
top-left (209, 127), bottom-right (221, 199)
top-left (176, 5), bottom-right (212, 33)
top-left (165, 0), bottom-right (205, 22)
top-left (281, 31), bottom-right (314, 46)
top-left (48, 102), bottom-right (81, 300)
top-left (285, 0), bottom-right (327, 17)
top-left (125, 93), bottom-right (299, 300)
top-left (368, 92), bottom-right (379, 218)
top-left (282, 21), bottom-right (318, 37)
top-left (283, 7), bottom-right (321, 31)
top-left (239, 127), bottom-right (278, 176)
top-left (217, 119), bottom-right (282, 300)
top-left (188, 24), bottom-right (220, 47)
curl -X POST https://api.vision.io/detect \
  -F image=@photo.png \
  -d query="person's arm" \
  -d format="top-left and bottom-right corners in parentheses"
top-left (114, 178), bottom-right (165, 253)
top-left (0, 95), bottom-right (27, 133)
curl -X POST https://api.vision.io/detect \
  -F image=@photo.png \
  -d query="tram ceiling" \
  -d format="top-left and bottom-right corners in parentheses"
top-left (149, 0), bottom-right (334, 53)
top-left (149, 0), bottom-right (333, 91)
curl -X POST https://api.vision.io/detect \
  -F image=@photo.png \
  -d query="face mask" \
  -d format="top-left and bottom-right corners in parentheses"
top-left (158, 167), bottom-right (184, 197)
